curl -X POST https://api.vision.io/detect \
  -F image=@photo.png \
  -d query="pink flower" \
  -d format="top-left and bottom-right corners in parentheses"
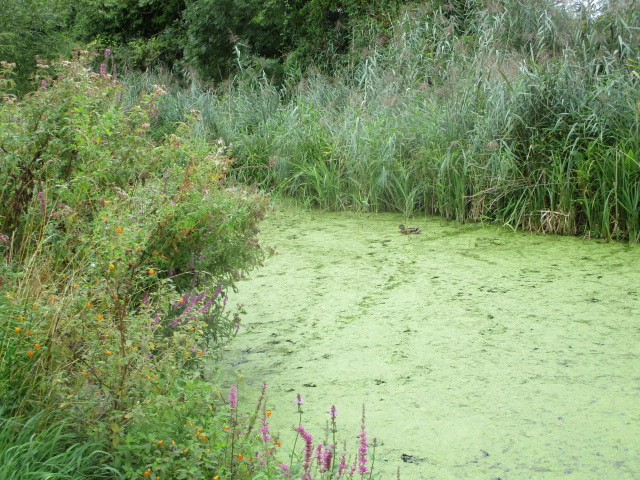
top-left (228, 384), bottom-right (238, 409)
top-left (295, 425), bottom-right (314, 480)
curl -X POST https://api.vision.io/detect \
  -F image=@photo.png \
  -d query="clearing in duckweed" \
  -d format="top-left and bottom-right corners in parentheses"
top-left (219, 205), bottom-right (640, 480)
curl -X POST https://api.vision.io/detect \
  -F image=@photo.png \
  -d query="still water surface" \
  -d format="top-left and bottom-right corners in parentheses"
top-left (220, 205), bottom-right (640, 479)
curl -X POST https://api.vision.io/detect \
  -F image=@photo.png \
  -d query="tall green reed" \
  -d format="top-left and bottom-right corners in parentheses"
top-left (125, 0), bottom-right (639, 241)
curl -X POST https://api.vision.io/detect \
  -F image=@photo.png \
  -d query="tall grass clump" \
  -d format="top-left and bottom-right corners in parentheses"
top-left (0, 408), bottom-right (119, 479)
top-left (132, 0), bottom-right (639, 242)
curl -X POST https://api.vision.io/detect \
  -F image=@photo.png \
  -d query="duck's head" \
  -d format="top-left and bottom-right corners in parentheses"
top-left (398, 224), bottom-right (406, 230)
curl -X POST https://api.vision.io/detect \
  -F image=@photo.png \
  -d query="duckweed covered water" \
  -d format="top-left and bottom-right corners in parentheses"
top-left (219, 205), bottom-right (640, 479)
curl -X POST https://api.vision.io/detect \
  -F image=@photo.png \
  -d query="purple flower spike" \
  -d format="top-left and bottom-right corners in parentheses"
top-left (105, 48), bottom-right (111, 56)
top-left (328, 405), bottom-right (338, 420)
top-left (295, 426), bottom-right (314, 480)
top-left (228, 384), bottom-right (238, 409)
top-left (357, 406), bottom-right (369, 476)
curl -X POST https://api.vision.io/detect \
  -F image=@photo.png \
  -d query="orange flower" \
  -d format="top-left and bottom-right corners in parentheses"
top-left (223, 426), bottom-right (230, 430)
top-left (109, 264), bottom-right (115, 270)
top-left (213, 476), bottom-right (220, 480)
top-left (105, 350), bottom-right (113, 355)
top-left (18, 315), bottom-right (24, 322)
top-left (51, 295), bottom-right (57, 301)
top-left (266, 410), bottom-right (272, 417)
top-left (97, 314), bottom-right (104, 321)
top-left (13, 326), bottom-right (21, 333)
top-left (82, 371), bottom-right (88, 376)
top-left (274, 440), bottom-right (281, 447)
top-left (148, 269), bottom-right (155, 275)
top-left (34, 344), bottom-right (41, 349)
top-left (156, 440), bottom-right (164, 446)
top-left (143, 469), bottom-right (151, 477)
top-left (237, 454), bottom-right (243, 460)
top-left (26, 351), bottom-right (34, 357)
top-left (86, 301), bottom-right (93, 307)
top-left (116, 226), bottom-right (123, 233)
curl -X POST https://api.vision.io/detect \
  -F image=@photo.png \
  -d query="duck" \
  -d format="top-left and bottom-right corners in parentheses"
top-left (399, 224), bottom-right (422, 234)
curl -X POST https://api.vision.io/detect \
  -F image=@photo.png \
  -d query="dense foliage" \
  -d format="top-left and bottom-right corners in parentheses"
top-left (141, 0), bottom-right (639, 241)
top-left (0, 52), bottom-right (269, 477)
top-left (0, 0), bottom-right (638, 477)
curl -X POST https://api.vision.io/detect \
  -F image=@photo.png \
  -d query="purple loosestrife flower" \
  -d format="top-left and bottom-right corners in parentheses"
top-left (279, 463), bottom-right (292, 478)
top-left (105, 48), bottom-right (111, 56)
top-left (357, 406), bottom-right (369, 476)
top-left (295, 425), bottom-right (314, 480)
top-left (99, 63), bottom-right (106, 75)
top-left (228, 384), bottom-right (238, 409)
top-left (316, 444), bottom-right (333, 473)
top-left (260, 412), bottom-right (271, 442)
top-left (338, 451), bottom-right (348, 476)
top-left (328, 405), bottom-right (338, 420)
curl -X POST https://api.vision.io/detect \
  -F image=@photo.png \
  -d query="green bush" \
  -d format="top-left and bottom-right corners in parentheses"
top-left (0, 49), bottom-right (269, 427)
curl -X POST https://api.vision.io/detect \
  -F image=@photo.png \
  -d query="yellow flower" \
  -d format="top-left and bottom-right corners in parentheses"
top-left (148, 269), bottom-right (155, 275)
top-left (13, 326), bottom-right (21, 333)
top-left (109, 264), bottom-right (115, 270)
top-left (18, 315), bottom-right (24, 322)
top-left (156, 440), bottom-right (164, 446)
top-left (116, 227), bottom-right (123, 233)
top-left (86, 301), bottom-right (93, 308)
top-left (82, 371), bottom-right (88, 376)
top-left (97, 314), bottom-right (103, 321)
top-left (237, 454), bottom-right (243, 460)
top-left (105, 350), bottom-right (113, 355)
top-left (51, 295), bottom-right (57, 302)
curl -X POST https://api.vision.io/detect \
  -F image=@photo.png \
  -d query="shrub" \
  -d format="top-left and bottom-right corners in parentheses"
top-left (0, 49), bottom-right (269, 430)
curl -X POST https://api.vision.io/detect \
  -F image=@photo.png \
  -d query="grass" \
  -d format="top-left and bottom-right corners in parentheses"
top-left (0, 409), bottom-right (119, 480)
top-left (125, 1), bottom-right (639, 242)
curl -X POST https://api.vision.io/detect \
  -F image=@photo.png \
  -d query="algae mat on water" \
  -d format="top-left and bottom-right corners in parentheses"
top-left (219, 205), bottom-right (640, 480)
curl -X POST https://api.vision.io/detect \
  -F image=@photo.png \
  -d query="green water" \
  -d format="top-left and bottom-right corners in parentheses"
top-left (218, 205), bottom-right (640, 479)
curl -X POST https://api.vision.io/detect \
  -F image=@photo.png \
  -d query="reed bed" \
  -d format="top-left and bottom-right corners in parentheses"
top-left (130, 1), bottom-right (639, 241)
